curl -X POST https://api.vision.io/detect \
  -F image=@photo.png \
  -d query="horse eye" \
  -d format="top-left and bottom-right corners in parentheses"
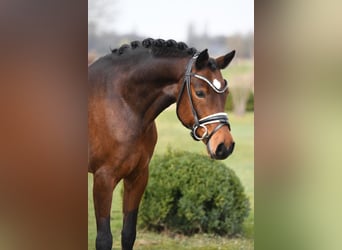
top-left (195, 90), bottom-right (205, 98)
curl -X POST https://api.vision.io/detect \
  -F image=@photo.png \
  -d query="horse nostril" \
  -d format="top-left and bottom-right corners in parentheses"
top-left (215, 142), bottom-right (235, 159)
top-left (215, 143), bottom-right (226, 158)
top-left (215, 143), bottom-right (229, 159)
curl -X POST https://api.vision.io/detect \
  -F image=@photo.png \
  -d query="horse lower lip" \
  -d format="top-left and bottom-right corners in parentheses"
top-left (207, 144), bottom-right (232, 160)
top-left (209, 153), bottom-right (228, 160)
top-left (214, 152), bottom-right (230, 160)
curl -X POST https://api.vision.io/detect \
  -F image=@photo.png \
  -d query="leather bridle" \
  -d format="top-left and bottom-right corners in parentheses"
top-left (176, 53), bottom-right (231, 142)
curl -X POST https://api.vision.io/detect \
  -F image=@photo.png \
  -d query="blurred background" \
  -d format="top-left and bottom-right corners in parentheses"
top-left (88, 0), bottom-right (254, 58)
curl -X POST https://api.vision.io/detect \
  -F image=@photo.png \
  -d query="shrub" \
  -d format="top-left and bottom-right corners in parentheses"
top-left (246, 91), bottom-right (254, 112)
top-left (225, 89), bottom-right (254, 113)
top-left (231, 86), bottom-right (250, 116)
top-left (225, 92), bottom-right (234, 111)
top-left (139, 148), bottom-right (250, 236)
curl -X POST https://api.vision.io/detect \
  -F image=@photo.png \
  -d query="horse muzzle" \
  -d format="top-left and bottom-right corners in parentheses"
top-left (189, 112), bottom-right (234, 160)
top-left (210, 141), bottom-right (235, 160)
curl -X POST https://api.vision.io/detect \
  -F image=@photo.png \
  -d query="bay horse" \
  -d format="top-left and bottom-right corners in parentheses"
top-left (88, 38), bottom-right (236, 250)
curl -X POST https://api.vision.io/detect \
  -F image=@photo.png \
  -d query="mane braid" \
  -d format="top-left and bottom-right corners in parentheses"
top-left (110, 38), bottom-right (197, 58)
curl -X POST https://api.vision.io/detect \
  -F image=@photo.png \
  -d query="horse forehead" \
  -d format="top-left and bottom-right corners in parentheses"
top-left (203, 70), bottom-right (224, 84)
top-left (208, 58), bottom-right (217, 71)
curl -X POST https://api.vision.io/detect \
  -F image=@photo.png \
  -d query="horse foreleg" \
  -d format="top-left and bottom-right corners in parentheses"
top-left (121, 167), bottom-right (149, 250)
top-left (93, 168), bottom-right (117, 250)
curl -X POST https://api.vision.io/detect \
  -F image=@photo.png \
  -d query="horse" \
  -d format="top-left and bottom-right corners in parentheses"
top-left (88, 38), bottom-right (236, 250)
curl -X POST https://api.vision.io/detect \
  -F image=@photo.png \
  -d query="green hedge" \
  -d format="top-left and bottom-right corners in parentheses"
top-left (246, 91), bottom-right (254, 112)
top-left (225, 92), bottom-right (234, 111)
top-left (139, 149), bottom-right (250, 236)
top-left (225, 90), bottom-right (254, 112)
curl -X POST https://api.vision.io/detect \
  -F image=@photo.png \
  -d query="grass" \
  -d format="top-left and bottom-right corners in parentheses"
top-left (225, 59), bottom-right (254, 77)
top-left (88, 109), bottom-right (254, 250)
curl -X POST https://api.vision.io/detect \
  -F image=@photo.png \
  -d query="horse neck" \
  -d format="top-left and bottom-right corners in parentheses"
top-left (126, 56), bottom-right (190, 127)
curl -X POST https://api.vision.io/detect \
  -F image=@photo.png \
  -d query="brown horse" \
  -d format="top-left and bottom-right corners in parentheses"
top-left (88, 38), bottom-right (235, 250)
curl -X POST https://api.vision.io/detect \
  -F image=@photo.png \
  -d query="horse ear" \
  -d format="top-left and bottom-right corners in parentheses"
top-left (195, 49), bottom-right (209, 70)
top-left (216, 50), bottom-right (236, 69)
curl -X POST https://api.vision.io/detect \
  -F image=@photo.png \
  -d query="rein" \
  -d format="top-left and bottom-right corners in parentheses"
top-left (176, 53), bottom-right (231, 142)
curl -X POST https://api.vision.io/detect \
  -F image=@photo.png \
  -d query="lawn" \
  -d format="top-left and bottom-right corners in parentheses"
top-left (88, 109), bottom-right (254, 250)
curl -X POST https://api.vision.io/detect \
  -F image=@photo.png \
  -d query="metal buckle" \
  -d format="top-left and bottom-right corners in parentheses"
top-left (191, 124), bottom-right (208, 141)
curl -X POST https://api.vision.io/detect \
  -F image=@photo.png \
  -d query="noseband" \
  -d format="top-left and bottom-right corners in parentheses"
top-left (176, 53), bottom-right (231, 142)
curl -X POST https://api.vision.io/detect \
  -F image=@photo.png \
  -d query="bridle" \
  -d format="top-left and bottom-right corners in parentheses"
top-left (176, 53), bottom-right (231, 142)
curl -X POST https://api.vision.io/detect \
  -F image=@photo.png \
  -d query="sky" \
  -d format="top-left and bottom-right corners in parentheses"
top-left (93, 0), bottom-right (254, 41)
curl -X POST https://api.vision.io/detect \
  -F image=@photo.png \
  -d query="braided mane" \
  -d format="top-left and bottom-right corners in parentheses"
top-left (111, 38), bottom-right (198, 58)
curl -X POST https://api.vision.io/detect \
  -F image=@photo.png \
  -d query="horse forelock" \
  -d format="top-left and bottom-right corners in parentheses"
top-left (110, 38), bottom-right (198, 59)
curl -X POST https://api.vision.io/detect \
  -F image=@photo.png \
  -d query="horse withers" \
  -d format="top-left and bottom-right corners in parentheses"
top-left (88, 38), bottom-right (235, 250)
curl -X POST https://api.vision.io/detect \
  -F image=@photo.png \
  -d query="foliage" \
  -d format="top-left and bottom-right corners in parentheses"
top-left (225, 92), bottom-right (234, 111)
top-left (225, 88), bottom-right (254, 113)
top-left (139, 148), bottom-right (250, 236)
top-left (230, 86), bottom-right (250, 116)
top-left (222, 63), bottom-right (254, 114)
top-left (246, 91), bottom-right (254, 112)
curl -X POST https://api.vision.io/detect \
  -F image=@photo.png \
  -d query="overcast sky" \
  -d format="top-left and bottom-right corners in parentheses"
top-left (95, 0), bottom-right (253, 41)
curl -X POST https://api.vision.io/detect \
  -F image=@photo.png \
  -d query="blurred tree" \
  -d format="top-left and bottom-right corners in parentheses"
top-left (88, 0), bottom-right (120, 53)
top-left (226, 33), bottom-right (254, 58)
top-left (187, 23), bottom-right (196, 45)
top-left (88, 0), bottom-right (117, 35)
top-left (186, 24), bottom-right (254, 59)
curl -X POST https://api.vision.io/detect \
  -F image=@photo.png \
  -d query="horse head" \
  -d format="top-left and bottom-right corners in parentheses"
top-left (176, 49), bottom-right (236, 160)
